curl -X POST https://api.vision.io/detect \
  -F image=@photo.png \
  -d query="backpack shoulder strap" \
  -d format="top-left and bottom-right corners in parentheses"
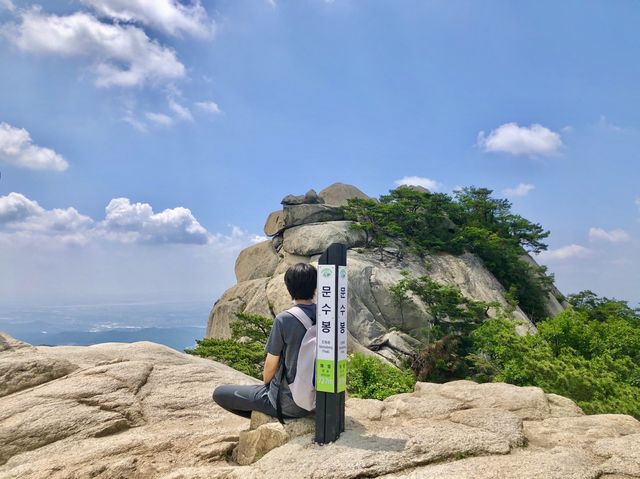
top-left (286, 306), bottom-right (314, 330)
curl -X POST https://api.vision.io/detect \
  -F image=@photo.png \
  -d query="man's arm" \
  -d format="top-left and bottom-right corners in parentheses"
top-left (263, 352), bottom-right (280, 384)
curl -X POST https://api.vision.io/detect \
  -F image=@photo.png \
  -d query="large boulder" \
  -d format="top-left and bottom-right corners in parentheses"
top-left (427, 252), bottom-right (536, 335)
top-left (208, 183), bottom-right (564, 363)
top-left (207, 278), bottom-right (272, 339)
top-left (282, 204), bottom-right (344, 228)
top-left (0, 335), bottom-right (253, 478)
top-left (282, 221), bottom-right (366, 256)
top-left (234, 241), bottom-right (280, 283)
top-left (263, 210), bottom-right (285, 236)
top-left (1, 336), bottom-right (638, 479)
top-left (318, 182), bottom-right (370, 207)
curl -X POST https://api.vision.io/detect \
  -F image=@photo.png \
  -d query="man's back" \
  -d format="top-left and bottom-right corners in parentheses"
top-left (212, 262), bottom-right (318, 420)
top-left (265, 303), bottom-right (316, 417)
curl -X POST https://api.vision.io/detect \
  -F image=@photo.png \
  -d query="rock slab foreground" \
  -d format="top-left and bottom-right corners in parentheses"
top-left (1, 332), bottom-right (639, 479)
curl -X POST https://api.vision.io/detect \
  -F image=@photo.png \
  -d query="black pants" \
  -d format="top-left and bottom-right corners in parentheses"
top-left (212, 384), bottom-right (281, 419)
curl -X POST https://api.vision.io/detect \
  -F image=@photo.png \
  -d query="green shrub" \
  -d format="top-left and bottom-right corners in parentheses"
top-left (468, 297), bottom-right (640, 419)
top-left (185, 311), bottom-right (273, 379)
top-left (343, 186), bottom-right (553, 322)
top-left (346, 352), bottom-right (416, 400)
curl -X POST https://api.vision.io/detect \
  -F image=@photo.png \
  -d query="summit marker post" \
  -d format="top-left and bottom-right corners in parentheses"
top-left (315, 242), bottom-right (347, 444)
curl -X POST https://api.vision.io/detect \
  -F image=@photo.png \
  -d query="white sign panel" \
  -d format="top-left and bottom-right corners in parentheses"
top-left (336, 265), bottom-right (348, 392)
top-left (316, 265), bottom-right (336, 392)
top-left (337, 266), bottom-right (348, 359)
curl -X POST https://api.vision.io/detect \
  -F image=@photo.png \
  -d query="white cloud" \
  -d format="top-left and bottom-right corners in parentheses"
top-left (196, 101), bottom-right (221, 114)
top-left (503, 183), bottom-right (535, 198)
top-left (145, 112), bottom-right (173, 126)
top-left (143, 98), bottom-right (194, 127)
top-left (588, 227), bottom-right (631, 243)
top-left (123, 112), bottom-right (147, 132)
top-left (81, 0), bottom-right (212, 38)
top-left (536, 244), bottom-right (592, 262)
top-left (168, 98), bottom-right (193, 121)
top-left (0, 193), bottom-right (263, 303)
top-left (477, 122), bottom-right (563, 157)
top-left (0, 193), bottom-right (226, 246)
top-left (394, 176), bottom-right (442, 192)
top-left (0, 192), bottom-right (43, 223)
top-left (99, 198), bottom-right (209, 244)
top-left (2, 0), bottom-right (15, 12)
top-left (0, 122), bottom-right (68, 171)
top-left (4, 10), bottom-right (185, 88)
top-left (0, 192), bottom-right (93, 244)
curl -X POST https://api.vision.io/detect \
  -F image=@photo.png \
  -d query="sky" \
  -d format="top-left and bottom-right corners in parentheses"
top-left (0, 0), bottom-right (639, 307)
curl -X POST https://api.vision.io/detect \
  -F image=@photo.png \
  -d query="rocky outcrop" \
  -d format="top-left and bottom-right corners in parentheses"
top-left (318, 183), bottom-right (370, 207)
top-left (0, 333), bottom-right (251, 478)
top-left (208, 183), bottom-right (559, 364)
top-left (234, 241), bottom-right (280, 283)
top-left (281, 189), bottom-right (324, 206)
top-left (1, 333), bottom-right (638, 479)
top-left (282, 221), bottom-right (366, 256)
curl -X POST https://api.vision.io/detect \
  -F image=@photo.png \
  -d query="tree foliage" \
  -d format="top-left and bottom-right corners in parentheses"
top-left (185, 311), bottom-right (272, 379)
top-left (391, 274), bottom-right (498, 381)
top-left (468, 293), bottom-right (640, 419)
top-left (343, 186), bottom-right (553, 322)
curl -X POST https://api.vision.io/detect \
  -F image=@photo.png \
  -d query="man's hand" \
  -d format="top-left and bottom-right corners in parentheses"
top-left (263, 352), bottom-right (280, 384)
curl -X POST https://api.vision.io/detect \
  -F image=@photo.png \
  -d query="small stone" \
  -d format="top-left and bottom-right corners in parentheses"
top-left (281, 189), bottom-right (323, 206)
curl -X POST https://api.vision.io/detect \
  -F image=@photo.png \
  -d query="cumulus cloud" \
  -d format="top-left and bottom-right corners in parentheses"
top-left (477, 123), bottom-right (563, 157)
top-left (196, 101), bottom-right (221, 114)
top-left (0, 122), bottom-right (68, 171)
top-left (2, 0), bottom-right (15, 12)
top-left (99, 198), bottom-right (209, 244)
top-left (503, 183), bottom-right (535, 198)
top-left (0, 192), bottom-right (44, 223)
top-left (536, 244), bottom-right (592, 262)
top-left (588, 227), bottom-right (631, 243)
top-left (0, 192), bottom-right (229, 247)
top-left (394, 176), bottom-right (442, 192)
top-left (0, 193), bottom-right (263, 302)
top-left (3, 9), bottom-right (185, 88)
top-left (0, 192), bottom-right (93, 244)
top-left (81, 0), bottom-right (212, 38)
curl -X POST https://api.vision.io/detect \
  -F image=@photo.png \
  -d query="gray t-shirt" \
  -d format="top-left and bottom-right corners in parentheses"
top-left (265, 303), bottom-right (316, 417)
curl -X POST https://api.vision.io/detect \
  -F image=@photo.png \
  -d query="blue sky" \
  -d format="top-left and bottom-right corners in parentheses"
top-left (0, 0), bottom-right (638, 307)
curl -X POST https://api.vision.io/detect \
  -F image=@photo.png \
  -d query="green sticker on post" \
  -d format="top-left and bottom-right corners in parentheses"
top-left (337, 359), bottom-right (346, 392)
top-left (316, 359), bottom-right (335, 393)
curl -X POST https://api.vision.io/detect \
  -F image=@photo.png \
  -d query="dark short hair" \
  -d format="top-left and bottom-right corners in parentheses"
top-left (284, 263), bottom-right (317, 300)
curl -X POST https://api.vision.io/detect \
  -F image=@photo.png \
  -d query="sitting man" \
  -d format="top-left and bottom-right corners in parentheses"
top-left (212, 262), bottom-right (317, 420)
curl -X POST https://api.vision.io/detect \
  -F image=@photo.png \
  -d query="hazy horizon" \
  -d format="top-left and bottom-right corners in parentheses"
top-left (1, 0), bottom-right (639, 309)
